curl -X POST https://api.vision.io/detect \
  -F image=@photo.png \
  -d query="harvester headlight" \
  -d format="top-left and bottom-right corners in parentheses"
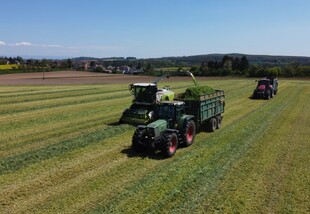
top-left (148, 111), bottom-right (154, 120)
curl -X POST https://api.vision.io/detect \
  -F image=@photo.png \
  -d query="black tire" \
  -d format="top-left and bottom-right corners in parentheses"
top-left (216, 115), bottom-right (222, 129)
top-left (265, 91), bottom-right (271, 100)
top-left (252, 90), bottom-right (257, 99)
top-left (208, 117), bottom-right (217, 132)
top-left (270, 90), bottom-right (274, 98)
top-left (161, 132), bottom-right (178, 158)
top-left (183, 119), bottom-right (196, 147)
top-left (132, 129), bottom-right (147, 152)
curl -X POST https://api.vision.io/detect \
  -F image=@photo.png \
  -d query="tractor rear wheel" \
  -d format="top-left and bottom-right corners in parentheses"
top-left (162, 132), bottom-right (178, 158)
top-left (132, 129), bottom-right (147, 152)
top-left (208, 117), bottom-right (217, 132)
top-left (183, 119), bottom-right (196, 147)
top-left (216, 115), bottom-right (222, 129)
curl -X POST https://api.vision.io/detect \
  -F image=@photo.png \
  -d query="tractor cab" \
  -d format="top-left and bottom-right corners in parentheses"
top-left (257, 79), bottom-right (270, 87)
top-left (256, 78), bottom-right (272, 91)
top-left (156, 101), bottom-right (185, 119)
top-left (155, 101), bottom-right (186, 128)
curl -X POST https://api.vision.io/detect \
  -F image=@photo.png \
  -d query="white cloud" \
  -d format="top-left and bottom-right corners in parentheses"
top-left (0, 41), bottom-right (6, 45)
top-left (41, 44), bottom-right (63, 48)
top-left (6, 42), bottom-right (63, 48)
top-left (15, 42), bottom-right (33, 46)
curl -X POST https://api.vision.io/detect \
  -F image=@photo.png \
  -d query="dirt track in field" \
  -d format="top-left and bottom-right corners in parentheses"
top-left (0, 71), bottom-right (229, 85)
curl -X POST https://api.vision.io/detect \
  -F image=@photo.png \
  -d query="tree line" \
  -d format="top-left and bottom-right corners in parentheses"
top-left (1, 55), bottom-right (309, 77)
top-left (0, 56), bottom-right (73, 74)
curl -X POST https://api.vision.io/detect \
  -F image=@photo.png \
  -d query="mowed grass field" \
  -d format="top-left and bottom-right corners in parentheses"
top-left (0, 79), bottom-right (309, 213)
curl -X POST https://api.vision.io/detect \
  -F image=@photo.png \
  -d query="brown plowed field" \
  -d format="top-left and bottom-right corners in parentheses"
top-left (0, 71), bottom-right (227, 85)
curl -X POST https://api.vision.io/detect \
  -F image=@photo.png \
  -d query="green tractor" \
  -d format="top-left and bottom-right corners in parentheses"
top-left (132, 89), bottom-right (225, 158)
top-left (120, 75), bottom-right (175, 125)
top-left (132, 101), bottom-right (195, 157)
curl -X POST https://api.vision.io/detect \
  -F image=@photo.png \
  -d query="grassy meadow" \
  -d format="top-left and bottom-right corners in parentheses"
top-left (0, 79), bottom-right (309, 213)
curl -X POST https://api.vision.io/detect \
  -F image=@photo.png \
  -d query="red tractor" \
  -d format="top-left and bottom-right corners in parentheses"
top-left (252, 77), bottom-right (278, 99)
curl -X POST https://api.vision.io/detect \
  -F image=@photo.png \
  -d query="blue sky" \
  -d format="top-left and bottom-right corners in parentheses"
top-left (0, 0), bottom-right (310, 58)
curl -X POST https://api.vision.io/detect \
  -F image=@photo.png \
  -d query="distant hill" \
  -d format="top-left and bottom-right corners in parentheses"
top-left (72, 53), bottom-right (310, 66)
top-left (157, 53), bottom-right (310, 66)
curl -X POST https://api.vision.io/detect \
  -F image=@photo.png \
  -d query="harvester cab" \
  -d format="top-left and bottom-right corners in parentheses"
top-left (119, 75), bottom-right (175, 125)
top-left (129, 83), bottom-right (157, 104)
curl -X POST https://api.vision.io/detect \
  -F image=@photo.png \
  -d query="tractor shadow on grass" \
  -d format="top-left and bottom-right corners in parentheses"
top-left (121, 147), bottom-right (166, 160)
top-left (106, 121), bottom-right (122, 126)
top-left (106, 121), bottom-right (136, 128)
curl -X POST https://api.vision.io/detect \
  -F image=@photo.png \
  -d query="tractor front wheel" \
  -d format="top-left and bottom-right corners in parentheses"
top-left (183, 119), bottom-right (196, 147)
top-left (162, 132), bottom-right (178, 158)
top-left (132, 129), bottom-right (147, 152)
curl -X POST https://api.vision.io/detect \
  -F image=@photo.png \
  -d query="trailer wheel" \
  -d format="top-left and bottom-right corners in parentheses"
top-left (132, 129), bottom-right (147, 152)
top-left (216, 115), bottom-right (222, 129)
top-left (162, 132), bottom-right (178, 158)
top-left (183, 119), bottom-right (196, 147)
top-left (208, 117), bottom-right (217, 132)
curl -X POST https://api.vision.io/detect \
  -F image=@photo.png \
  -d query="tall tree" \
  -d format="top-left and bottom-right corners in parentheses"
top-left (222, 55), bottom-right (233, 70)
top-left (16, 56), bottom-right (24, 63)
top-left (240, 55), bottom-right (249, 70)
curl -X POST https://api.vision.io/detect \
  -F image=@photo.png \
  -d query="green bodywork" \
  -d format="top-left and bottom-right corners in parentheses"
top-left (159, 90), bottom-right (175, 102)
top-left (145, 119), bottom-right (168, 138)
top-left (120, 106), bottom-right (151, 125)
top-left (182, 90), bottom-right (225, 128)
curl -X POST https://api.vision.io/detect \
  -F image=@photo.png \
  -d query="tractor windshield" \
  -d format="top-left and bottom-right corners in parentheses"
top-left (156, 105), bottom-right (175, 120)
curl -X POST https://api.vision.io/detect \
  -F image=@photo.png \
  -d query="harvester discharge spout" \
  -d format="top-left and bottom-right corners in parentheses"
top-left (186, 71), bottom-right (199, 88)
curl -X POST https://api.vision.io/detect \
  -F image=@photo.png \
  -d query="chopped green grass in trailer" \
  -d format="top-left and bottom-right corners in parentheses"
top-left (178, 85), bottom-right (215, 100)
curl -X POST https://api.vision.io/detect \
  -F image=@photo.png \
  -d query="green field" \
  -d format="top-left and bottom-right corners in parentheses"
top-left (0, 79), bottom-right (309, 213)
